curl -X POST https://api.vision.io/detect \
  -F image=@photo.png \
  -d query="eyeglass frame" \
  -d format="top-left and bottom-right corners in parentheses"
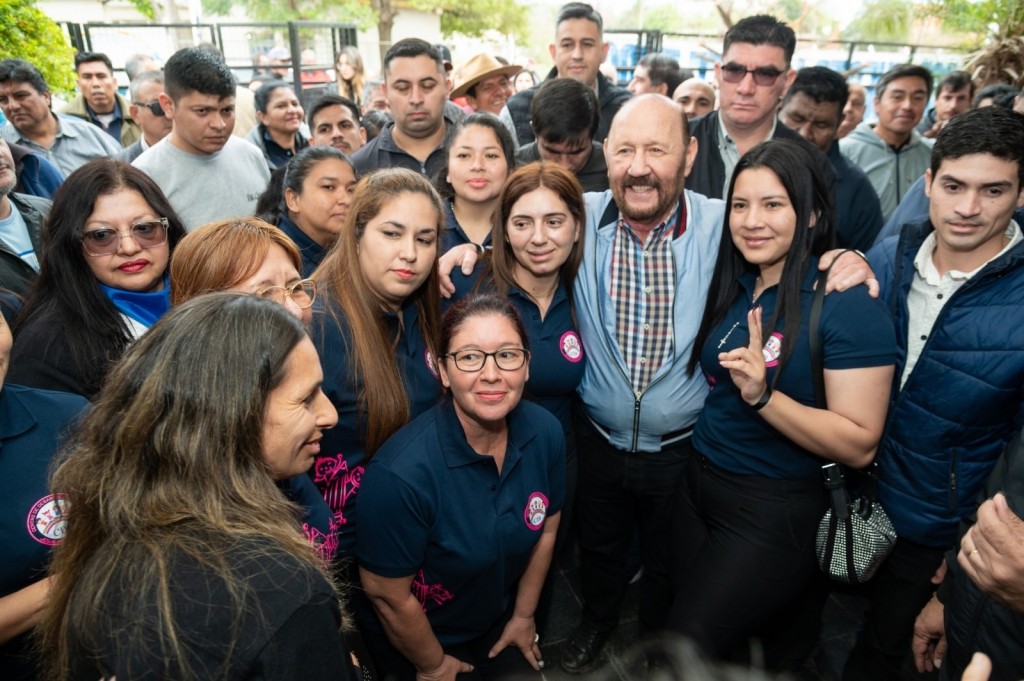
top-left (719, 62), bottom-right (786, 87)
top-left (80, 217), bottom-right (169, 257)
top-left (444, 347), bottom-right (530, 373)
top-left (133, 100), bottom-right (165, 117)
top-left (255, 279), bottom-right (317, 309)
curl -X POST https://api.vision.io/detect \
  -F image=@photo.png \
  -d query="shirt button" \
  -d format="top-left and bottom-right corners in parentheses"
top-left (644, 286), bottom-right (651, 294)
top-left (490, 484), bottom-right (497, 491)
top-left (920, 335), bottom-right (928, 341)
top-left (644, 323), bottom-right (650, 331)
top-left (643, 251), bottom-right (650, 258)
top-left (639, 357), bottom-right (647, 364)
top-left (937, 293), bottom-right (944, 299)
top-left (533, 314), bottom-right (539, 321)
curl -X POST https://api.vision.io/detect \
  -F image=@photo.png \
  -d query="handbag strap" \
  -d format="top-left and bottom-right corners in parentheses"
top-left (811, 258), bottom-right (882, 513)
top-left (809, 266), bottom-right (828, 410)
top-left (811, 261), bottom-right (852, 518)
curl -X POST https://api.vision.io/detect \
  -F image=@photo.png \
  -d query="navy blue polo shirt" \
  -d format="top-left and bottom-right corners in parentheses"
top-left (310, 297), bottom-right (442, 558)
top-left (694, 259), bottom-right (896, 480)
top-left (261, 125), bottom-right (310, 170)
top-left (449, 265), bottom-right (585, 435)
top-left (277, 215), bottom-right (326, 278)
top-left (1, 385), bottom-right (88, 679)
top-left (440, 201), bottom-right (493, 255)
top-left (356, 399), bottom-right (565, 645)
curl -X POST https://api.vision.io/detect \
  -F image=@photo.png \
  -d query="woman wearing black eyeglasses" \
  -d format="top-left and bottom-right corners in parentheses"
top-left (10, 159), bottom-right (187, 398)
top-left (357, 293), bottom-right (564, 681)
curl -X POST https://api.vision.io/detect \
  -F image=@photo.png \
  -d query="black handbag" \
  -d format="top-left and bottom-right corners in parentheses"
top-left (809, 267), bottom-right (897, 584)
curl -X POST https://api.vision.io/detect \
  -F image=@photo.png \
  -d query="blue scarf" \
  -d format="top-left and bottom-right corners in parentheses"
top-left (100, 275), bottom-right (172, 328)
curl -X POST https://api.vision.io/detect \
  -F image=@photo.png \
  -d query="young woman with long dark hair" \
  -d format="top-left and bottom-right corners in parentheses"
top-left (666, 139), bottom-right (897, 669)
top-left (311, 167), bottom-right (445, 563)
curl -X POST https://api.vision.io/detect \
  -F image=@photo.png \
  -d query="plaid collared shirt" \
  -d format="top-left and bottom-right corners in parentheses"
top-left (610, 202), bottom-right (682, 395)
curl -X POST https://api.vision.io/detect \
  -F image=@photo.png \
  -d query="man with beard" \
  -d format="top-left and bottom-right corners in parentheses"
top-left (563, 95), bottom-right (871, 672)
top-left (438, 96), bottom-right (874, 672)
top-left (558, 93), bottom-right (717, 673)
top-left (0, 137), bottom-right (48, 295)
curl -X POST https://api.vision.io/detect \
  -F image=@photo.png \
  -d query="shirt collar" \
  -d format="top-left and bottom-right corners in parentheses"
top-left (437, 399), bottom-right (535, 473)
top-left (619, 198), bottom-right (682, 241)
top-left (718, 112), bottom-right (778, 145)
top-left (52, 114), bottom-right (79, 139)
top-left (914, 220), bottom-right (1023, 283)
top-left (0, 388), bottom-right (36, 440)
top-left (87, 98), bottom-right (122, 122)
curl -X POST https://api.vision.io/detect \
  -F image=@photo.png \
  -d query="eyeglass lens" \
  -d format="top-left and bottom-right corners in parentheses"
top-left (259, 281), bottom-right (316, 308)
top-left (721, 63), bottom-right (783, 86)
top-left (82, 219), bottom-right (168, 255)
top-left (451, 348), bottom-right (527, 371)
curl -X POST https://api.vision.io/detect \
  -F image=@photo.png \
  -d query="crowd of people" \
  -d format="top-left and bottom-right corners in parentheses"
top-left (2, 3), bottom-right (1024, 681)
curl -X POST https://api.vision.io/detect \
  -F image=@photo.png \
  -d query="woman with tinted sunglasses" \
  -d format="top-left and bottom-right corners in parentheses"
top-left (9, 159), bottom-right (187, 398)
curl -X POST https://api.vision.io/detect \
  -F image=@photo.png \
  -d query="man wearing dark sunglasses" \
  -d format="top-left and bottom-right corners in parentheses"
top-left (119, 71), bottom-right (172, 163)
top-left (685, 15), bottom-right (832, 202)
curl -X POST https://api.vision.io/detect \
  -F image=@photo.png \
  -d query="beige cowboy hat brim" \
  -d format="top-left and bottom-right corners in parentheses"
top-left (451, 55), bottom-right (522, 100)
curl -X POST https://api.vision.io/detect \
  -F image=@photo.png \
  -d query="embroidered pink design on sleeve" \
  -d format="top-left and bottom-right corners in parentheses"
top-left (411, 569), bottom-right (454, 612)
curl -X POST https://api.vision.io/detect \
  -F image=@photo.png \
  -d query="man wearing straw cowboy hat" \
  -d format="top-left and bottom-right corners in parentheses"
top-left (450, 54), bottom-right (521, 116)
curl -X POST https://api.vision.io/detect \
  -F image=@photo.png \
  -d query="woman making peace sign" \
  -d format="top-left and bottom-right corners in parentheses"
top-left (666, 139), bottom-right (897, 670)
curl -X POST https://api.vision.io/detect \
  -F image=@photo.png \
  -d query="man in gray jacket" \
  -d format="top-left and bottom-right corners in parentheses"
top-left (839, 64), bottom-right (934, 221)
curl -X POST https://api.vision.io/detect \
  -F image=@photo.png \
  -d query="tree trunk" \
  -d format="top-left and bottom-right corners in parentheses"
top-left (372, 0), bottom-right (397, 67)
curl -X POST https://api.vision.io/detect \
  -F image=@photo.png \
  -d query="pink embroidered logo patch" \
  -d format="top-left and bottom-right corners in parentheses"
top-left (524, 492), bottom-right (549, 530)
top-left (560, 331), bottom-right (584, 363)
top-left (762, 332), bottom-right (784, 368)
top-left (27, 493), bottom-right (68, 546)
top-left (425, 349), bottom-right (440, 379)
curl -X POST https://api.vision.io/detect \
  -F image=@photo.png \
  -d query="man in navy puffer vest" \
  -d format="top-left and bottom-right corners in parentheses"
top-left (844, 106), bottom-right (1024, 681)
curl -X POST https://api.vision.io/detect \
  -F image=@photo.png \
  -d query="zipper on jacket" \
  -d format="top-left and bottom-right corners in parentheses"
top-left (594, 195), bottom-right (683, 453)
top-left (631, 392), bottom-right (642, 452)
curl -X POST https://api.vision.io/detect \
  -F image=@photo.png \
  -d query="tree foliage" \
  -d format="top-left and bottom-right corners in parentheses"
top-left (428, 0), bottom-right (528, 39)
top-left (126, 0), bottom-right (156, 21)
top-left (201, 0), bottom-right (375, 26)
top-left (921, 0), bottom-right (1024, 41)
top-left (201, 0), bottom-right (526, 38)
top-left (0, 0), bottom-right (76, 96)
top-left (841, 0), bottom-right (916, 42)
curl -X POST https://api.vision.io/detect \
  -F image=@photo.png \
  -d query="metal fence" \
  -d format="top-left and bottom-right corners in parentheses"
top-left (605, 28), bottom-right (970, 93)
top-left (59, 20), bottom-right (357, 97)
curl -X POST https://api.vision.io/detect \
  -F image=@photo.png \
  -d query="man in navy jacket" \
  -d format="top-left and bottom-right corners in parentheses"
top-left (845, 105), bottom-right (1024, 681)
